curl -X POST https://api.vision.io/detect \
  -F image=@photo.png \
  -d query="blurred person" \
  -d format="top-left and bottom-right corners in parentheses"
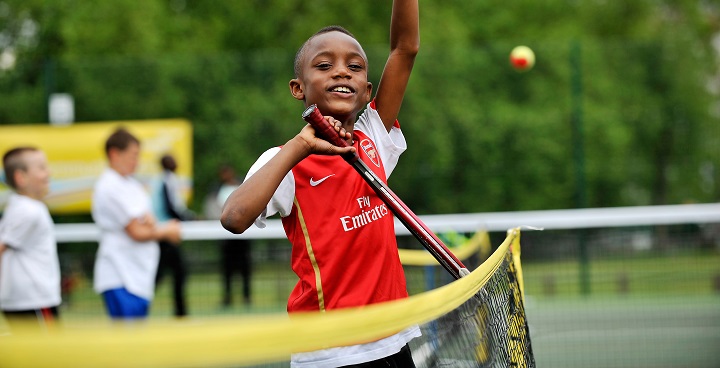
top-left (220, 0), bottom-right (420, 365)
top-left (92, 128), bottom-right (181, 320)
top-left (202, 178), bottom-right (223, 221)
top-left (152, 153), bottom-right (195, 317)
top-left (216, 164), bottom-right (252, 307)
top-left (0, 147), bottom-right (61, 331)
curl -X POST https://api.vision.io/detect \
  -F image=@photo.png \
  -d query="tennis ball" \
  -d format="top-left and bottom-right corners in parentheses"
top-left (509, 45), bottom-right (535, 72)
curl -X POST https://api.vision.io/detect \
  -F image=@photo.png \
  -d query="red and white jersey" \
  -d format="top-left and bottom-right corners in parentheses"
top-left (285, 131), bottom-right (407, 312)
top-left (246, 102), bottom-right (421, 367)
top-left (247, 102), bottom-right (409, 313)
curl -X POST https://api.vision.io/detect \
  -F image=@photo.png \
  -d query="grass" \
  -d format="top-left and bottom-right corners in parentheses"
top-left (521, 250), bottom-right (720, 298)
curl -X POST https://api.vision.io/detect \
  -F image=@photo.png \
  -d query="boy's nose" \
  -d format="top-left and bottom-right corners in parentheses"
top-left (333, 65), bottom-right (351, 78)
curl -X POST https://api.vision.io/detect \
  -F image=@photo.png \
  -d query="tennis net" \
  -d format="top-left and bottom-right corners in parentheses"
top-left (410, 229), bottom-right (534, 368)
top-left (0, 228), bottom-right (534, 368)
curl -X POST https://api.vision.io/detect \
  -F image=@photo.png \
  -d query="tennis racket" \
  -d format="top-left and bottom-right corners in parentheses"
top-left (302, 104), bottom-right (469, 279)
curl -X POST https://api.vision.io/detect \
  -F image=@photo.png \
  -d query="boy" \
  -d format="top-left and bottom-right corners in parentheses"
top-left (0, 147), bottom-right (61, 330)
top-left (92, 128), bottom-right (181, 320)
top-left (221, 1), bottom-right (419, 366)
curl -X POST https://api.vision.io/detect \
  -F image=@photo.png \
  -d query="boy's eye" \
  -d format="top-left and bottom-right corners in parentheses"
top-left (316, 63), bottom-right (331, 70)
top-left (349, 64), bottom-right (364, 71)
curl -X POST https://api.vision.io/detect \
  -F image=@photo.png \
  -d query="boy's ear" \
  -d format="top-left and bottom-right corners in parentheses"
top-left (107, 147), bottom-right (120, 163)
top-left (364, 82), bottom-right (373, 103)
top-left (13, 169), bottom-right (27, 190)
top-left (289, 79), bottom-right (305, 101)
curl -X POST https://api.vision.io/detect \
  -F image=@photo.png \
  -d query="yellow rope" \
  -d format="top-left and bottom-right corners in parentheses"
top-left (398, 229), bottom-right (491, 265)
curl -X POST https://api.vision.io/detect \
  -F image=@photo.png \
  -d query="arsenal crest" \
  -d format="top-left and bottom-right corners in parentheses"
top-left (360, 139), bottom-right (381, 167)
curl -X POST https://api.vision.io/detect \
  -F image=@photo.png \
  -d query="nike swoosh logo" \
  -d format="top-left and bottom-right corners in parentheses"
top-left (310, 174), bottom-right (335, 187)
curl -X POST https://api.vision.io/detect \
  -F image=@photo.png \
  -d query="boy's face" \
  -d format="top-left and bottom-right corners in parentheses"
top-left (109, 142), bottom-right (140, 176)
top-left (290, 32), bottom-right (372, 121)
top-left (15, 150), bottom-right (51, 199)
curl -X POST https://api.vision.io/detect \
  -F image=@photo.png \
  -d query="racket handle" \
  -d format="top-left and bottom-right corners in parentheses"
top-left (301, 105), bottom-right (359, 163)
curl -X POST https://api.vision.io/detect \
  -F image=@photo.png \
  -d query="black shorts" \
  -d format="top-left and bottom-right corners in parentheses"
top-left (339, 344), bottom-right (416, 368)
top-left (2, 306), bottom-right (59, 331)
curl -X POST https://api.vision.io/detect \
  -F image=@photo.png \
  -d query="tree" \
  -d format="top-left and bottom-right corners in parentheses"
top-left (1, 0), bottom-right (718, 214)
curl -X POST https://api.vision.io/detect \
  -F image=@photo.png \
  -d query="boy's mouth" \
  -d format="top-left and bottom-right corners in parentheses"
top-left (329, 85), bottom-right (355, 94)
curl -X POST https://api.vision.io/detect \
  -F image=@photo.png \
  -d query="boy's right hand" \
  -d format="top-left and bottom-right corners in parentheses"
top-left (161, 219), bottom-right (182, 245)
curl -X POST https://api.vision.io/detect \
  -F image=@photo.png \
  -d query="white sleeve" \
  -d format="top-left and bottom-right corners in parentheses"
top-left (93, 176), bottom-right (148, 231)
top-left (355, 105), bottom-right (407, 177)
top-left (0, 202), bottom-right (39, 250)
top-left (112, 190), bottom-right (146, 228)
top-left (243, 147), bottom-right (295, 228)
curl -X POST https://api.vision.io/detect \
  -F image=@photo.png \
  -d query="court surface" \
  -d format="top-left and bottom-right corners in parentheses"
top-left (526, 295), bottom-right (720, 368)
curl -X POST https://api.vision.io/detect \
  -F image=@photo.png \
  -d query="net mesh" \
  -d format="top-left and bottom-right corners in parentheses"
top-left (410, 239), bottom-right (534, 368)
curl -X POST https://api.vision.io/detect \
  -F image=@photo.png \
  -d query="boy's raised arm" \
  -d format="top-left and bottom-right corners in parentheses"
top-left (374, 0), bottom-right (419, 132)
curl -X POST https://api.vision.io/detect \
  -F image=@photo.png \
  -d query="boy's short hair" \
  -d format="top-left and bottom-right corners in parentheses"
top-left (3, 147), bottom-right (39, 190)
top-left (294, 25), bottom-right (358, 78)
top-left (105, 127), bottom-right (140, 157)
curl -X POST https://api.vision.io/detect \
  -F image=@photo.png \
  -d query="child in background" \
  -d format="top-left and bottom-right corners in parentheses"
top-left (216, 164), bottom-right (253, 308)
top-left (0, 147), bottom-right (61, 330)
top-left (92, 128), bottom-right (181, 320)
top-left (153, 153), bottom-right (195, 318)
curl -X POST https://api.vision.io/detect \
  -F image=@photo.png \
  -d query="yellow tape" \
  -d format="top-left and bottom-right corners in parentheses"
top-left (398, 230), bottom-right (491, 265)
top-left (0, 230), bottom-right (519, 368)
top-left (508, 228), bottom-right (527, 303)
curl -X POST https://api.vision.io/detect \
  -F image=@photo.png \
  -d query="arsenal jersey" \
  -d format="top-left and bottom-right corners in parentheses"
top-left (246, 103), bottom-right (408, 313)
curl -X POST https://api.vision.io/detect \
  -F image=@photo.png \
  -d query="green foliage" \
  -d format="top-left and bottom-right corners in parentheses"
top-left (1, 0), bottom-right (718, 214)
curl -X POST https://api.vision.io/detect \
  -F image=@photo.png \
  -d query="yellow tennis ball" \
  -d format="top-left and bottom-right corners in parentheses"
top-left (509, 46), bottom-right (535, 72)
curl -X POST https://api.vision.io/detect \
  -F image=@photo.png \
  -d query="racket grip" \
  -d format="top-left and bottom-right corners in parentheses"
top-left (302, 104), bottom-right (358, 163)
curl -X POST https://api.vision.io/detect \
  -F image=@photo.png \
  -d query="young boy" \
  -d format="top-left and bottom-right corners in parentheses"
top-left (0, 147), bottom-right (61, 330)
top-left (221, 1), bottom-right (419, 366)
top-left (92, 128), bottom-right (181, 320)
